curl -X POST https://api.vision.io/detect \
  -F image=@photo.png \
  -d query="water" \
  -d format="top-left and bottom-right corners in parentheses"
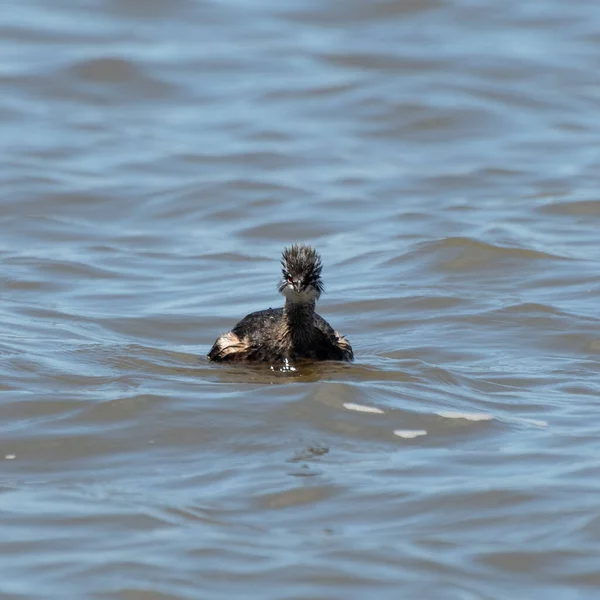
top-left (2, 0), bottom-right (600, 598)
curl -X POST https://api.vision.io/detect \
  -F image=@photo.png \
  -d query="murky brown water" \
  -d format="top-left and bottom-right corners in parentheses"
top-left (2, 0), bottom-right (600, 598)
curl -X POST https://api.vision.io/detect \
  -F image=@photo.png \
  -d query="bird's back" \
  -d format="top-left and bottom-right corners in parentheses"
top-left (208, 308), bottom-right (353, 363)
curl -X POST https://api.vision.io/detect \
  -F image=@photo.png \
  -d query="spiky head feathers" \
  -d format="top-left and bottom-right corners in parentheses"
top-left (278, 244), bottom-right (324, 301)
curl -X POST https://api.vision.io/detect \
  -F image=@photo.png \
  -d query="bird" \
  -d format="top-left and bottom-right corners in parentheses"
top-left (208, 244), bottom-right (353, 363)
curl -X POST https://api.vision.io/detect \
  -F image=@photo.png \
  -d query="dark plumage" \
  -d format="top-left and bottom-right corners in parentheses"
top-left (208, 244), bottom-right (353, 363)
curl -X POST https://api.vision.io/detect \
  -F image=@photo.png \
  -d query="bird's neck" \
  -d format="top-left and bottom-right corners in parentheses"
top-left (283, 300), bottom-right (315, 344)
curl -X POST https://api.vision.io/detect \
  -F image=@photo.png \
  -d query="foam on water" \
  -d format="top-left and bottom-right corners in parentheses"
top-left (436, 411), bottom-right (494, 421)
top-left (393, 430), bottom-right (428, 439)
top-left (343, 402), bottom-right (384, 414)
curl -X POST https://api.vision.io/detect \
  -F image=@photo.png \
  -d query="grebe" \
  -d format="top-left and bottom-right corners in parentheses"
top-left (208, 244), bottom-right (353, 363)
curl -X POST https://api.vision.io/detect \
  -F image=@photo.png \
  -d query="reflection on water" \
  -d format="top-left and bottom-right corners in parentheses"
top-left (2, 0), bottom-right (600, 598)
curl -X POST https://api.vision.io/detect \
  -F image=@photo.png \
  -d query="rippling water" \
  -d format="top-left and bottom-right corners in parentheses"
top-left (2, 0), bottom-right (600, 598)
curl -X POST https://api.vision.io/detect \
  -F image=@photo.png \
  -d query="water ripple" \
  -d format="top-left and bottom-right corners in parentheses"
top-left (3, 0), bottom-right (600, 597)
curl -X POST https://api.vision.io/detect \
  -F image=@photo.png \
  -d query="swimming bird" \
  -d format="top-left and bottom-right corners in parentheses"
top-left (208, 244), bottom-right (353, 363)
